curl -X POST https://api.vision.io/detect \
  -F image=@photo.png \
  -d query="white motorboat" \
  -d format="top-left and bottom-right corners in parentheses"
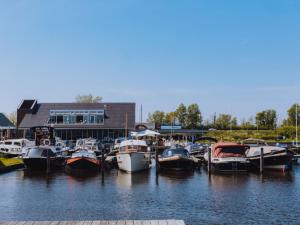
top-left (204, 142), bottom-right (250, 172)
top-left (243, 139), bottom-right (294, 172)
top-left (0, 139), bottom-right (35, 157)
top-left (116, 139), bottom-right (150, 173)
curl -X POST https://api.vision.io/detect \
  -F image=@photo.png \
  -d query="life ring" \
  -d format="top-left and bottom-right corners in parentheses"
top-left (43, 139), bottom-right (51, 146)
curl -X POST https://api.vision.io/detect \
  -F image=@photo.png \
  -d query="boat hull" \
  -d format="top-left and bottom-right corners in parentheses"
top-left (117, 152), bottom-right (150, 173)
top-left (23, 157), bottom-right (65, 171)
top-left (248, 151), bottom-right (293, 172)
top-left (158, 156), bottom-right (194, 171)
top-left (66, 157), bottom-right (100, 172)
top-left (209, 161), bottom-right (250, 172)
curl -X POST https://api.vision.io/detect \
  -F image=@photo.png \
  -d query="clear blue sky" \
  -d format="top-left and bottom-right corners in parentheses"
top-left (0, 0), bottom-right (299, 123)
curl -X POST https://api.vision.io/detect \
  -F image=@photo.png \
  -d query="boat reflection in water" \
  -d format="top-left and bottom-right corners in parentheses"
top-left (115, 170), bottom-right (150, 188)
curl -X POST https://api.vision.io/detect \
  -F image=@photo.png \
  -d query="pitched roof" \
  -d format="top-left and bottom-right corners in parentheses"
top-left (18, 102), bottom-right (135, 129)
top-left (0, 113), bottom-right (15, 129)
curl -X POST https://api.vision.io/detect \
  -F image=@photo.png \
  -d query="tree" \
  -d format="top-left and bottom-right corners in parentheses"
top-left (175, 104), bottom-right (187, 127)
top-left (255, 109), bottom-right (277, 130)
top-left (164, 111), bottom-right (177, 124)
top-left (75, 94), bottom-right (102, 103)
top-left (215, 114), bottom-right (237, 130)
top-left (240, 117), bottom-right (256, 130)
top-left (285, 103), bottom-right (300, 126)
top-left (186, 104), bottom-right (202, 129)
top-left (147, 111), bottom-right (165, 124)
top-left (7, 111), bottom-right (17, 125)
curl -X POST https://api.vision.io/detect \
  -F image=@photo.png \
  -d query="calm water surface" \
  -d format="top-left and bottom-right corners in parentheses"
top-left (1, 162), bottom-right (300, 225)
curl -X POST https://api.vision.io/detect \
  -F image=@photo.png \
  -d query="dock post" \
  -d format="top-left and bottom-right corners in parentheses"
top-left (155, 147), bottom-right (159, 174)
top-left (46, 149), bottom-right (50, 174)
top-left (101, 149), bottom-right (105, 183)
top-left (260, 147), bottom-right (264, 174)
top-left (208, 147), bottom-right (211, 174)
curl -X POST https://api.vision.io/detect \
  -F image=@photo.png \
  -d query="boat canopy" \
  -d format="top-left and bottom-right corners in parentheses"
top-left (212, 142), bottom-right (249, 158)
top-left (131, 129), bottom-right (160, 137)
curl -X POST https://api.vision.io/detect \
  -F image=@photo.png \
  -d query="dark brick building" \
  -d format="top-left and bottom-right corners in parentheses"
top-left (17, 100), bottom-right (135, 141)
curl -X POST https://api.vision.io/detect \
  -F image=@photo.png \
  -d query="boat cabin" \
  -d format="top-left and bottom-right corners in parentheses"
top-left (119, 140), bottom-right (148, 152)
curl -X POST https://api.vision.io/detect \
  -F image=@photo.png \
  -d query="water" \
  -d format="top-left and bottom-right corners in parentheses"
top-left (1, 163), bottom-right (300, 225)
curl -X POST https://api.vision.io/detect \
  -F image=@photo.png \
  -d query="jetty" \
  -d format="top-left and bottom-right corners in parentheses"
top-left (0, 220), bottom-right (185, 225)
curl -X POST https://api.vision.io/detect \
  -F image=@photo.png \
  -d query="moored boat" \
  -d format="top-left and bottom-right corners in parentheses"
top-left (116, 139), bottom-right (150, 173)
top-left (158, 147), bottom-right (194, 171)
top-left (66, 150), bottom-right (100, 173)
top-left (22, 146), bottom-right (65, 171)
top-left (243, 139), bottom-right (294, 172)
top-left (204, 142), bottom-right (250, 172)
top-left (0, 139), bottom-right (35, 158)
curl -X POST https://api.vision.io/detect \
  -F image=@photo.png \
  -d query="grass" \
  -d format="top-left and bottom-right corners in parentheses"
top-left (206, 129), bottom-right (298, 143)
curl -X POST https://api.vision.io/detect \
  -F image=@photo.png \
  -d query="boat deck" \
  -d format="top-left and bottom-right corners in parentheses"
top-left (0, 220), bottom-right (185, 225)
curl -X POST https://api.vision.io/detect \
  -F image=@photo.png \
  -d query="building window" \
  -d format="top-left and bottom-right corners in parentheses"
top-left (76, 115), bottom-right (83, 123)
top-left (90, 115), bottom-right (95, 124)
top-left (49, 109), bottom-right (105, 125)
top-left (57, 115), bottom-right (63, 124)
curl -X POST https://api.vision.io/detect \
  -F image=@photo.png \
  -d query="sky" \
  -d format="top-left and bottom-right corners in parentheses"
top-left (0, 0), bottom-right (299, 123)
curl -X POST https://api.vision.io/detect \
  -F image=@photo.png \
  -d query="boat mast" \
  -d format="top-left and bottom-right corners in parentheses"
top-left (296, 104), bottom-right (298, 147)
top-left (125, 112), bottom-right (128, 140)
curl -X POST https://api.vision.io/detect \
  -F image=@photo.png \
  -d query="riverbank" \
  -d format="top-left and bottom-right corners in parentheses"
top-left (0, 158), bottom-right (23, 173)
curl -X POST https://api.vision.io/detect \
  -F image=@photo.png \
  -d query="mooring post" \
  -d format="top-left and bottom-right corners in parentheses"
top-left (155, 147), bottom-right (159, 174)
top-left (101, 149), bottom-right (105, 182)
top-left (208, 147), bottom-right (211, 174)
top-left (46, 149), bottom-right (50, 174)
top-left (260, 147), bottom-right (264, 174)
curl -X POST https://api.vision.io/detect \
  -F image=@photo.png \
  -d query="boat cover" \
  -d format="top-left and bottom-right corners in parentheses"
top-left (212, 142), bottom-right (248, 158)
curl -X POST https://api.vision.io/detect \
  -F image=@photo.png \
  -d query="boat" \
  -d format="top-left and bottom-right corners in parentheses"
top-left (158, 147), bottom-right (194, 171)
top-left (0, 139), bottom-right (35, 158)
top-left (22, 126), bottom-right (66, 171)
top-left (74, 138), bottom-right (102, 155)
top-left (185, 137), bottom-right (218, 161)
top-left (204, 142), bottom-right (250, 172)
top-left (22, 145), bottom-right (65, 171)
top-left (116, 139), bottom-right (151, 173)
top-left (66, 149), bottom-right (100, 173)
top-left (243, 139), bottom-right (294, 172)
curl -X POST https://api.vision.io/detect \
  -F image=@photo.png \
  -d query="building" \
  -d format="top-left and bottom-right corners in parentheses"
top-left (17, 100), bottom-right (135, 142)
top-left (0, 113), bottom-right (15, 139)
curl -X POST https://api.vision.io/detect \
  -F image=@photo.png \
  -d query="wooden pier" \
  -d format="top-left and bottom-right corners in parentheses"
top-left (0, 220), bottom-right (185, 225)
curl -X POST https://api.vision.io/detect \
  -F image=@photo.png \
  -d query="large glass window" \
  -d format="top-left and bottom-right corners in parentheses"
top-left (49, 109), bottom-right (104, 125)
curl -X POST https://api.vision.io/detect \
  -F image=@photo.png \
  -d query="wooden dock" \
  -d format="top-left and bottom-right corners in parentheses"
top-left (0, 220), bottom-right (185, 225)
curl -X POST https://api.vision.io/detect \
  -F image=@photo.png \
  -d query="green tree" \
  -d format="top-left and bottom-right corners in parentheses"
top-left (175, 104), bottom-right (187, 127)
top-left (285, 103), bottom-right (300, 126)
top-left (7, 111), bottom-right (17, 125)
top-left (255, 109), bottom-right (277, 130)
top-left (240, 117), bottom-right (256, 130)
top-left (215, 114), bottom-right (237, 130)
top-left (147, 111), bottom-right (165, 123)
top-left (75, 94), bottom-right (102, 103)
top-left (164, 111), bottom-right (177, 124)
top-left (186, 104), bottom-right (202, 129)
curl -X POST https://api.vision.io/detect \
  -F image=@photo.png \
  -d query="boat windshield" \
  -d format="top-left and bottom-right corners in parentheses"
top-left (120, 145), bottom-right (147, 152)
top-left (162, 148), bottom-right (189, 158)
top-left (4, 142), bottom-right (12, 145)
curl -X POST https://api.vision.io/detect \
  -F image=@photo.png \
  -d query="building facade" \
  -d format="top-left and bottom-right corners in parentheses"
top-left (17, 100), bottom-right (135, 142)
top-left (0, 113), bottom-right (15, 139)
